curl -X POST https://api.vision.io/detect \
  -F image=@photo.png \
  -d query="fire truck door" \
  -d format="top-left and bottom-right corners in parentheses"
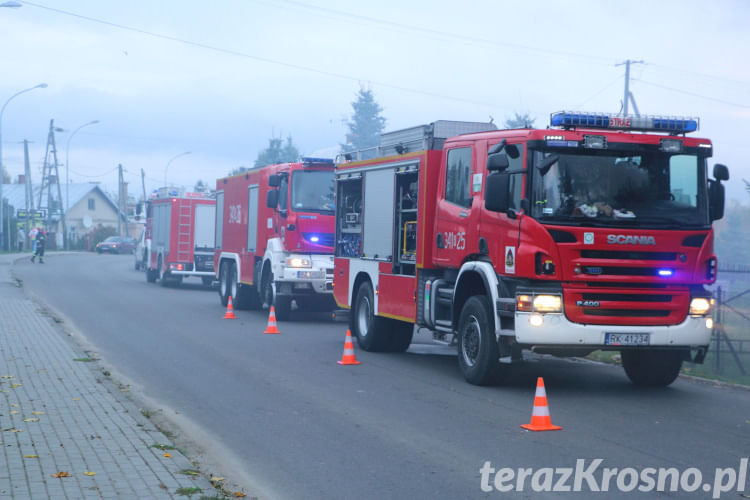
top-left (433, 145), bottom-right (479, 267)
top-left (479, 142), bottom-right (525, 277)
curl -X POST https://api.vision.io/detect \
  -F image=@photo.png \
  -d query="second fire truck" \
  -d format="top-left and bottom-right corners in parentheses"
top-left (214, 159), bottom-right (336, 319)
top-left (333, 115), bottom-right (729, 386)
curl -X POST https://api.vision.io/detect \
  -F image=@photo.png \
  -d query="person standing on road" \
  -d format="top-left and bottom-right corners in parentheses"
top-left (31, 230), bottom-right (46, 263)
top-left (17, 227), bottom-right (25, 252)
top-left (29, 226), bottom-right (38, 254)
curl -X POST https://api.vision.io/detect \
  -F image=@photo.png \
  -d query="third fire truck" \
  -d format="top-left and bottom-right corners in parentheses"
top-left (214, 159), bottom-right (336, 319)
top-left (333, 114), bottom-right (729, 386)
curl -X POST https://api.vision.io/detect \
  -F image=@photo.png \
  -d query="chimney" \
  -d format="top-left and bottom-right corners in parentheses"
top-left (17, 174), bottom-right (25, 184)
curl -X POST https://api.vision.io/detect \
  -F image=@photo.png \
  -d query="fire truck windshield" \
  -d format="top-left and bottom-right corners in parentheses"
top-left (530, 148), bottom-right (709, 227)
top-left (291, 170), bottom-right (335, 213)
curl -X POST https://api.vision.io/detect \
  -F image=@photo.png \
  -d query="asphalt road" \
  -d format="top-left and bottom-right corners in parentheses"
top-left (14, 253), bottom-right (750, 499)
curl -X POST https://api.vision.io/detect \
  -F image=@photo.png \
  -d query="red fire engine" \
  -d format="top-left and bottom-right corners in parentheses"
top-left (333, 115), bottom-right (729, 386)
top-left (145, 189), bottom-right (216, 287)
top-left (214, 158), bottom-right (336, 319)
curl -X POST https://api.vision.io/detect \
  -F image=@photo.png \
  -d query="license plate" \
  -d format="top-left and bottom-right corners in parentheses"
top-left (605, 333), bottom-right (650, 346)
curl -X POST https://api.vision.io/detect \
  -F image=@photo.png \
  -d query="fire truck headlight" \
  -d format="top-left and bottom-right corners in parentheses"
top-left (516, 294), bottom-right (533, 312)
top-left (529, 313), bottom-right (544, 327)
top-left (286, 256), bottom-right (312, 268)
top-left (533, 294), bottom-right (562, 313)
top-left (689, 297), bottom-right (711, 316)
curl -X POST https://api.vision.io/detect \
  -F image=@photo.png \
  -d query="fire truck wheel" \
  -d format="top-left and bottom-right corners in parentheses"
top-left (457, 296), bottom-right (503, 386)
top-left (202, 277), bottom-right (213, 287)
top-left (621, 349), bottom-right (682, 387)
top-left (146, 266), bottom-right (157, 283)
top-left (352, 281), bottom-right (390, 351)
top-left (218, 261), bottom-right (231, 307)
top-left (385, 320), bottom-right (414, 353)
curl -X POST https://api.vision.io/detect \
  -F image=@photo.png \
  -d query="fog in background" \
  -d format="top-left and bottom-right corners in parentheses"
top-left (1, 1), bottom-right (748, 213)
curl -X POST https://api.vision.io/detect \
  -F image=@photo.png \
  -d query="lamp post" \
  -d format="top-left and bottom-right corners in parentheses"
top-left (64, 120), bottom-right (99, 250)
top-left (0, 83), bottom-right (47, 251)
top-left (163, 151), bottom-right (191, 189)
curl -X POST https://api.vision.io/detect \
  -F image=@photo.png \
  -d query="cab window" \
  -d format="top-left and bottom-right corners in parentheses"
top-left (445, 147), bottom-right (472, 208)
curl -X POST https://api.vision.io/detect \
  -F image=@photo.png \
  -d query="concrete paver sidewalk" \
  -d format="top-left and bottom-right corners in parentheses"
top-left (0, 253), bottom-right (217, 499)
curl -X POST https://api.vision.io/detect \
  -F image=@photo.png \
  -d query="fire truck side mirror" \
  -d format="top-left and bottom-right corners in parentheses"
top-left (487, 153), bottom-right (509, 172)
top-left (485, 173), bottom-right (510, 213)
top-left (268, 174), bottom-right (281, 187)
top-left (266, 189), bottom-right (279, 209)
top-left (709, 180), bottom-right (725, 221)
top-left (713, 164), bottom-right (729, 182)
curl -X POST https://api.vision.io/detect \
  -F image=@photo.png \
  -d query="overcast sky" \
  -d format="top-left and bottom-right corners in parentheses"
top-left (1, 0), bottom-right (748, 202)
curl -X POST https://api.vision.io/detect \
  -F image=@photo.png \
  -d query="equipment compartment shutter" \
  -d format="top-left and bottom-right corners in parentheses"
top-left (215, 192), bottom-right (224, 249)
top-left (247, 185), bottom-right (259, 253)
top-left (194, 203), bottom-right (216, 251)
top-left (362, 169), bottom-right (394, 259)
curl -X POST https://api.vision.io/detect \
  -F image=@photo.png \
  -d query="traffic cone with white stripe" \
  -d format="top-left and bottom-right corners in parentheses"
top-left (521, 377), bottom-right (562, 431)
top-left (264, 306), bottom-right (281, 334)
top-left (223, 296), bottom-right (236, 319)
top-left (337, 329), bottom-right (361, 365)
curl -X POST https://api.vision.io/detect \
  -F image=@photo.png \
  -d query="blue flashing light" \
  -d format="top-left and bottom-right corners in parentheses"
top-left (550, 111), bottom-right (699, 134)
top-left (309, 235), bottom-right (320, 243)
top-left (301, 157), bottom-right (334, 165)
top-left (658, 269), bottom-right (674, 277)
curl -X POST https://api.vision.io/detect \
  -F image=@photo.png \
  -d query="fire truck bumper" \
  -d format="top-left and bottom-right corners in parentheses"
top-left (513, 312), bottom-right (713, 347)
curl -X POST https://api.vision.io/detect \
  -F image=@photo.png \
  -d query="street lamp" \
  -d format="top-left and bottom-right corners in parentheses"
top-left (164, 151), bottom-right (191, 189)
top-left (0, 82), bottom-right (47, 251)
top-left (63, 119), bottom-right (100, 250)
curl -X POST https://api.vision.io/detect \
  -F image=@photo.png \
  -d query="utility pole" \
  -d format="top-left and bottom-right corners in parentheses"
top-left (117, 164), bottom-right (124, 236)
top-left (615, 59), bottom-right (644, 116)
top-left (23, 139), bottom-right (33, 236)
top-left (38, 120), bottom-right (65, 246)
top-left (140, 168), bottom-right (146, 202)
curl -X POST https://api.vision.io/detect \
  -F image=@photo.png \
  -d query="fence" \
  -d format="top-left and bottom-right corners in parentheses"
top-left (707, 265), bottom-right (750, 377)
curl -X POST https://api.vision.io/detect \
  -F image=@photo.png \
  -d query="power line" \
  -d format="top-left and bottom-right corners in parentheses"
top-left (20, 1), bottom-right (512, 110)
top-left (574, 74), bottom-right (624, 109)
top-left (252, 0), bottom-right (614, 65)
top-left (632, 78), bottom-right (750, 109)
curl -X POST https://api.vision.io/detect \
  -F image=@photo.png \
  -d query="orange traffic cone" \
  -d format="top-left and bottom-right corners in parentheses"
top-left (337, 329), bottom-right (361, 365)
top-left (521, 377), bottom-right (562, 431)
top-left (223, 296), bottom-right (236, 319)
top-left (264, 306), bottom-right (281, 334)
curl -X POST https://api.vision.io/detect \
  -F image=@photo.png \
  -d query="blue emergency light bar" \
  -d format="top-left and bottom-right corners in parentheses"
top-left (550, 111), bottom-right (699, 134)
top-left (301, 157), bottom-right (334, 166)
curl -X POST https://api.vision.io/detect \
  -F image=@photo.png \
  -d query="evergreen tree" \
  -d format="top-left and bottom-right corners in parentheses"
top-left (254, 135), bottom-right (300, 168)
top-left (504, 112), bottom-right (535, 129)
top-left (341, 88), bottom-right (386, 152)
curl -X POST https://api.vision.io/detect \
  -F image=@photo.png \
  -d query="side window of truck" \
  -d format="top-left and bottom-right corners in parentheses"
top-left (279, 176), bottom-right (288, 210)
top-left (506, 143), bottom-right (525, 211)
top-left (445, 147), bottom-right (472, 208)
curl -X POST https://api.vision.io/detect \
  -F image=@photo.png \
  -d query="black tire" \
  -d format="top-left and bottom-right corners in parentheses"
top-left (202, 277), bottom-right (213, 287)
top-left (621, 349), bottom-right (682, 387)
top-left (261, 267), bottom-right (290, 319)
top-left (229, 264), bottom-right (261, 311)
top-left (218, 261), bottom-right (230, 307)
top-left (351, 281), bottom-right (392, 352)
top-left (134, 257), bottom-right (140, 271)
top-left (457, 296), bottom-right (504, 386)
top-left (386, 319), bottom-right (414, 353)
top-left (146, 260), bottom-right (157, 283)
top-left (159, 256), bottom-right (173, 287)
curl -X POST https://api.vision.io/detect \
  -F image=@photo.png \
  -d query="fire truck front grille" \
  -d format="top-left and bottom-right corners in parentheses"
top-left (580, 250), bottom-right (677, 261)
top-left (564, 287), bottom-right (689, 326)
top-left (583, 309), bottom-right (671, 317)
top-left (581, 266), bottom-right (668, 277)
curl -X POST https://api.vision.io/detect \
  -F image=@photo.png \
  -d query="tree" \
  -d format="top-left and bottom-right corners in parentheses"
top-left (254, 135), bottom-right (300, 168)
top-left (341, 88), bottom-right (386, 152)
top-left (504, 112), bottom-right (535, 129)
top-left (194, 179), bottom-right (208, 193)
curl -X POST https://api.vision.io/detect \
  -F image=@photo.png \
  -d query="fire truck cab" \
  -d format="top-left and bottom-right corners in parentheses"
top-left (333, 115), bottom-right (729, 386)
top-left (214, 159), bottom-right (336, 319)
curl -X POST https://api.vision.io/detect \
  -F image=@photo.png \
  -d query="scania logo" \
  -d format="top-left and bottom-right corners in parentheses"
top-left (607, 234), bottom-right (656, 245)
